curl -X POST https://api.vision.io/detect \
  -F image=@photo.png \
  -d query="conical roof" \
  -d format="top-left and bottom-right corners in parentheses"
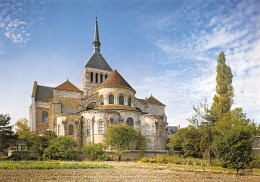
top-left (98, 70), bottom-right (135, 91)
top-left (54, 80), bottom-right (82, 92)
top-left (144, 95), bottom-right (165, 106)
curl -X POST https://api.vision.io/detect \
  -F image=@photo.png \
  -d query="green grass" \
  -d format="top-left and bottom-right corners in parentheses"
top-left (0, 161), bottom-right (113, 169)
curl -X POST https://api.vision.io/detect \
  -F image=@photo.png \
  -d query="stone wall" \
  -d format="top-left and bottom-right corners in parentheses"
top-left (82, 67), bottom-right (112, 96)
top-left (35, 101), bottom-right (50, 132)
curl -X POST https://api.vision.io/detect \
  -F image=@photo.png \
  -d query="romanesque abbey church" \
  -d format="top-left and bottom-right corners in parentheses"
top-left (29, 18), bottom-right (168, 150)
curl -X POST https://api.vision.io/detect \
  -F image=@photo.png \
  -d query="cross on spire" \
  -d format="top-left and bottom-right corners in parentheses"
top-left (93, 17), bottom-right (101, 53)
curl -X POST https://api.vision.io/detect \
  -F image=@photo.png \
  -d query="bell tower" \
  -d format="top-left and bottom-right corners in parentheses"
top-left (82, 17), bottom-right (113, 96)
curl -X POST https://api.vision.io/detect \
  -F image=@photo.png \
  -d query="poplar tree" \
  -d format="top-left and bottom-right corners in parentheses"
top-left (211, 52), bottom-right (234, 121)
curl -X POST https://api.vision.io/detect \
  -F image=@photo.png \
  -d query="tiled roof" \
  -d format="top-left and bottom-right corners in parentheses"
top-left (93, 105), bottom-right (138, 111)
top-left (99, 70), bottom-right (134, 91)
top-left (144, 95), bottom-right (165, 106)
top-left (54, 80), bottom-right (82, 92)
top-left (35, 85), bottom-right (54, 102)
top-left (85, 52), bottom-right (112, 71)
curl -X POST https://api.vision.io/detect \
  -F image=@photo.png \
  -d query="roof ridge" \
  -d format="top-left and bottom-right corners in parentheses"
top-left (54, 80), bottom-right (82, 92)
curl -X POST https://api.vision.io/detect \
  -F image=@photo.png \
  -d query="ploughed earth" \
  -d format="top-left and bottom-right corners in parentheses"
top-left (1, 161), bottom-right (260, 182)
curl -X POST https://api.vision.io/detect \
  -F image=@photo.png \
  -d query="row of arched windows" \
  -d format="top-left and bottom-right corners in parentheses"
top-left (90, 72), bottom-right (108, 84)
top-left (84, 119), bottom-right (151, 136)
top-left (100, 95), bottom-right (132, 106)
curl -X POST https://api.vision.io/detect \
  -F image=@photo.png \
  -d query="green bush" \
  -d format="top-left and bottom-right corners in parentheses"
top-left (43, 137), bottom-right (78, 160)
top-left (82, 142), bottom-right (109, 161)
top-left (8, 151), bottom-right (34, 161)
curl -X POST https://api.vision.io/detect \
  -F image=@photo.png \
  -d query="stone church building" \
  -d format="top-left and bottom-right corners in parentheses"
top-left (29, 18), bottom-right (168, 150)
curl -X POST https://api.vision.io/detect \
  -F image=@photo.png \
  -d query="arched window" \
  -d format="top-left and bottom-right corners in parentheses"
top-left (91, 72), bottom-right (94, 83)
top-left (69, 125), bottom-right (74, 135)
top-left (119, 95), bottom-right (124, 105)
top-left (128, 97), bottom-right (132, 106)
top-left (42, 111), bottom-right (48, 123)
top-left (100, 74), bottom-right (103, 83)
top-left (99, 121), bottom-right (104, 134)
top-left (105, 74), bottom-right (108, 79)
top-left (126, 118), bottom-right (134, 126)
top-left (96, 73), bottom-right (98, 83)
top-left (109, 94), bottom-right (114, 104)
top-left (146, 125), bottom-right (150, 136)
top-left (100, 96), bottom-right (104, 105)
top-left (87, 121), bottom-right (91, 135)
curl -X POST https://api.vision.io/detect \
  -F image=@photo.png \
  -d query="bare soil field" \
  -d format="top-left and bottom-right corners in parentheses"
top-left (1, 161), bottom-right (260, 182)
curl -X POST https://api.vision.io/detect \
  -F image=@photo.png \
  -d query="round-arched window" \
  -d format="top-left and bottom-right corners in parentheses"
top-left (146, 125), bottom-right (150, 136)
top-left (109, 94), bottom-right (114, 104)
top-left (119, 95), bottom-right (124, 105)
top-left (128, 97), bottom-right (132, 106)
top-left (42, 111), bottom-right (48, 123)
top-left (126, 118), bottom-right (134, 126)
top-left (69, 125), bottom-right (74, 135)
top-left (99, 121), bottom-right (104, 134)
top-left (100, 96), bottom-right (104, 105)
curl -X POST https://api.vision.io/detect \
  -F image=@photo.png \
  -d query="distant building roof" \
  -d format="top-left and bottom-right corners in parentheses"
top-left (35, 85), bottom-right (53, 102)
top-left (54, 80), bottom-right (82, 92)
top-left (85, 52), bottom-right (112, 71)
top-left (98, 70), bottom-right (135, 91)
top-left (166, 126), bottom-right (179, 136)
top-left (144, 95), bottom-right (165, 106)
top-left (137, 98), bottom-right (145, 104)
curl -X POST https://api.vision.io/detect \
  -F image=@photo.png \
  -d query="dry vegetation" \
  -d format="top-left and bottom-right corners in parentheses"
top-left (1, 161), bottom-right (260, 182)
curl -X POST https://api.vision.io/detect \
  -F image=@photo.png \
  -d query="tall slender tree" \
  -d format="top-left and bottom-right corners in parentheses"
top-left (211, 52), bottom-right (234, 121)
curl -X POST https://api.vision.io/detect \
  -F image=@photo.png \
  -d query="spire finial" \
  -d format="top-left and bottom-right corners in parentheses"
top-left (93, 17), bottom-right (101, 53)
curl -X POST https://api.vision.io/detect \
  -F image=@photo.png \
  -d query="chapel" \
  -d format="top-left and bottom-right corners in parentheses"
top-left (29, 18), bottom-right (168, 150)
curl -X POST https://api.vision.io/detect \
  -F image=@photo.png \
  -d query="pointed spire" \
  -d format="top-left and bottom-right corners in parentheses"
top-left (93, 16), bottom-right (101, 53)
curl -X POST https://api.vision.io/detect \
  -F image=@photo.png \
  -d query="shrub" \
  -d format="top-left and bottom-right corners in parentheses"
top-left (82, 142), bottom-right (109, 161)
top-left (140, 157), bottom-right (149, 163)
top-left (43, 137), bottom-right (78, 160)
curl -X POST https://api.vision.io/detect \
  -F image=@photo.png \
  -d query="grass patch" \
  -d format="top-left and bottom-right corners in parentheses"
top-left (0, 161), bottom-right (113, 169)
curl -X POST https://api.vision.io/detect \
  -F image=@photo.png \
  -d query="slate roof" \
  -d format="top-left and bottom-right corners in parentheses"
top-left (85, 52), bottom-right (112, 71)
top-left (35, 85), bottom-right (53, 102)
top-left (94, 105), bottom-right (137, 111)
top-left (54, 80), bottom-right (82, 92)
top-left (144, 95), bottom-right (165, 106)
top-left (137, 98), bottom-right (145, 104)
top-left (99, 70), bottom-right (134, 91)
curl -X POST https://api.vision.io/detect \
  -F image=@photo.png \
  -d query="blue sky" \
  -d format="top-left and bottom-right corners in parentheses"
top-left (0, 0), bottom-right (260, 127)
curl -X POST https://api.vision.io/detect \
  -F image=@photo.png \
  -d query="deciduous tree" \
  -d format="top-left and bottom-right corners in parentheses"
top-left (104, 124), bottom-right (145, 161)
top-left (211, 51), bottom-right (234, 121)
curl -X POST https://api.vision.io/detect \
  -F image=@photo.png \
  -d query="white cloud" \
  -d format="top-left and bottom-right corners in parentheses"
top-left (136, 0), bottom-right (260, 126)
top-left (0, 1), bottom-right (30, 44)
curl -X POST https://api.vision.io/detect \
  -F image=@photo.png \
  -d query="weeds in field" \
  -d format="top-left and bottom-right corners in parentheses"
top-left (0, 161), bottom-right (113, 169)
top-left (140, 155), bottom-right (220, 167)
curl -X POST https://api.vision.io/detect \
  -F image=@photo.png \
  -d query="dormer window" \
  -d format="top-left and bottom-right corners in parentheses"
top-left (109, 94), bottom-right (114, 104)
top-left (119, 95), bottom-right (124, 105)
